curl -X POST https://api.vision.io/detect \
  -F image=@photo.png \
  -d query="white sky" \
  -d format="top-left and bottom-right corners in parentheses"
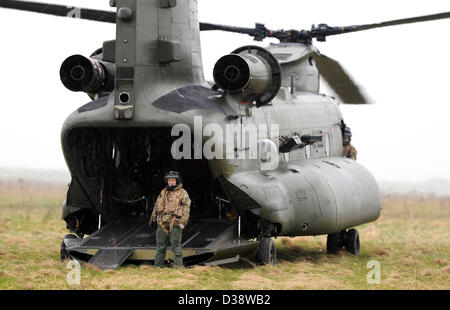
top-left (0, 0), bottom-right (449, 182)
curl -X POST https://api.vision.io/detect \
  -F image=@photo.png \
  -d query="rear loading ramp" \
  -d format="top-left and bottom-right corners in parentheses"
top-left (65, 218), bottom-right (258, 269)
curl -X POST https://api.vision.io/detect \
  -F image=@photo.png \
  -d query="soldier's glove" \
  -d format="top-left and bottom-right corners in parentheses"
top-left (179, 224), bottom-right (185, 230)
top-left (149, 220), bottom-right (156, 228)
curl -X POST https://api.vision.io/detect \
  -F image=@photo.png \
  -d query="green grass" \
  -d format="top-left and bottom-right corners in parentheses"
top-left (0, 181), bottom-right (449, 289)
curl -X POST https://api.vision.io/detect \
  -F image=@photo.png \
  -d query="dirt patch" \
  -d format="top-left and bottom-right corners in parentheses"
top-left (373, 248), bottom-right (390, 256)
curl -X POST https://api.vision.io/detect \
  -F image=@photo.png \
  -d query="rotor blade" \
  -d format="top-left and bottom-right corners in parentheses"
top-left (200, 22), bottom-right (257, 35)
top-left (0, 0), bottom-right (116, 23)
top-left (314, 54), bottom-right (371, 104)
top-left (200, 12), bottom-right (450, 43)
top-left (200, 22), bottom-right (272, 41)
top-left (312, 12), bottom-right (450, 39)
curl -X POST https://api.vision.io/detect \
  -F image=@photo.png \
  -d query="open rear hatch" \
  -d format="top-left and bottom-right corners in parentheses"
top-left (64, 218), bottom-right (258, 269)
top-left (62, 127), bottom-right (261, 269)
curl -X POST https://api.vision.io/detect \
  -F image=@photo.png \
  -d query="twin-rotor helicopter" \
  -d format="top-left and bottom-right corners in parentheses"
top-left (1, 0), bottom-right (448, 269)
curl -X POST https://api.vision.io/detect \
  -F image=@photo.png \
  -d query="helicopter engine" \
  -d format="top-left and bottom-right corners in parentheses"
top-left (59, 54), bottom-right (115, 95)
top-left (213, 45), bottom-right (281, 106)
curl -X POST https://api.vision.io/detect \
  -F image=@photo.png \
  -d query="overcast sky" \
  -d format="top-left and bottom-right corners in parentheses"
top-left (0, 0), bottom-right (449, 182)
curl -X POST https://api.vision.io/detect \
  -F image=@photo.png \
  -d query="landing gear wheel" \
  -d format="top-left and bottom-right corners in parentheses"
top-left (257, 238), bottom-right (276, 266)
top-left (60, 234), bottom-right (77, 261)
top-left (327, 230), bottom-right (346, 254)
top-left (345, 229), bottom-right (360, 256)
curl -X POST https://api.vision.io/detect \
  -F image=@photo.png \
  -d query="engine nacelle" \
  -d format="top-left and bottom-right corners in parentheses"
top-left (60, 54), bottom-right (115, 93)
top-left (213, 45), bottom-right (281, 107)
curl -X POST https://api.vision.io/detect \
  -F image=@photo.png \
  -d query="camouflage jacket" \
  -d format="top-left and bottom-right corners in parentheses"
top-left (150, 184), bottom-right (191, 234)
top-left (343, 144), bottom-right (358, 160)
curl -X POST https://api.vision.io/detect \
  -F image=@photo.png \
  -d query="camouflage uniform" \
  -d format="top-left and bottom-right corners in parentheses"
top-left (150, 183), bottom-right (191, 267)
top-left (343, 144), bottom-right (358, 160)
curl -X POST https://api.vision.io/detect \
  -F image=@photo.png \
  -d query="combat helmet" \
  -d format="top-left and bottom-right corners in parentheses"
top-left (344, 126), bottom-right (352, 138)
top-left (164, 170), bottom-right (182, 186)
top-left (343, 126), bottom-right (352, 146)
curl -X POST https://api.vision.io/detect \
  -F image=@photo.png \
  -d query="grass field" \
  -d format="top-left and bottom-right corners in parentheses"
top-left (0, 180), bottom-right (449, 290)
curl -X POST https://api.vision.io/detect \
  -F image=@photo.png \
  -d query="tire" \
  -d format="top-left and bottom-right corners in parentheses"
top-left (327, 230), bottom-right (345, 254)
top-left (60, 234), bottom-right (77, 261)
top-left (345, 229), bottom-right (360, 256)
top-left (257, 238), bottom-right (276, 266)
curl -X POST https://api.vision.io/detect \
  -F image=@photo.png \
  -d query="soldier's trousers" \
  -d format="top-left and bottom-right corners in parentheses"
top-left (154, 225), bottom-right (183, 267)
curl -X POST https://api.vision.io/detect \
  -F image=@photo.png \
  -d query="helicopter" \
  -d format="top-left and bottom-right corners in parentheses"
top-left (1, 0), bottom-right (449, 269)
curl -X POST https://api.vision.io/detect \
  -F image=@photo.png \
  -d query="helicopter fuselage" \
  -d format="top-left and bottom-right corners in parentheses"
top-left (56, 0), bottom-right (381, 260)
top-left (60, 42), bottom-right (381, 238)
top-left (3, 0), bottom-right (449, 268)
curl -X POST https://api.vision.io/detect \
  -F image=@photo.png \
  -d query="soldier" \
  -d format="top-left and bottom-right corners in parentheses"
top-left (150, 170), bottom-right (191, 268)
top-left (342, 126), bottom-right (358, 160)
